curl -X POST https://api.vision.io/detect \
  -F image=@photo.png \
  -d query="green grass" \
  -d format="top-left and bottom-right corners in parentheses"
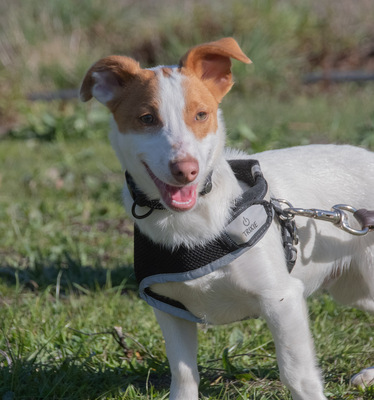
top-left (0, 284), bottom-right (373, 399)
top-left (1, 0), bottom-right (374, 398)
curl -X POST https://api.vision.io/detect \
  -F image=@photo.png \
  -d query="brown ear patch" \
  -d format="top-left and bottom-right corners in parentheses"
top-left (80, 56), bottom-right (161, 135)
top-left (180, 37), bottom-right (251, 69)
top-left (179, 37), bottom-right (251, 103)
top-left (80, 56), bottom-right (141, 103)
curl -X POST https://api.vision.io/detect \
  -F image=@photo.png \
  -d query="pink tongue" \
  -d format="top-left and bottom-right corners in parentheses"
top-left (161, 184), bottom-right (198, 210)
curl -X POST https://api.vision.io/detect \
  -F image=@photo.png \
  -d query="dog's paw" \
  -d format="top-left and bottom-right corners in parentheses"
top-left (351, 367), bottom-right (374, 388)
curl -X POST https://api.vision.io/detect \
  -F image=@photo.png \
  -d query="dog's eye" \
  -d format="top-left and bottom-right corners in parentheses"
top-left (139, 114), bottom-right (155, 125)
top-left (196, 111), bottom-right (208, 121)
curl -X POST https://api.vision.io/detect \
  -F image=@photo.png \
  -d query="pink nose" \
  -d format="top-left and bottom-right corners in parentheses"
top-left (169, 157), bottom-right (199, 184)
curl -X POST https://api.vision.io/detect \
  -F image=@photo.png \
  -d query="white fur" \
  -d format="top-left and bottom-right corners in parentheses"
top-left (102, 64), bottom-right (374, 399)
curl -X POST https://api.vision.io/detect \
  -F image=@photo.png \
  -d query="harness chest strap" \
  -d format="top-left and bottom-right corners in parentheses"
top-left (133, 159), bottom-right (279, 323)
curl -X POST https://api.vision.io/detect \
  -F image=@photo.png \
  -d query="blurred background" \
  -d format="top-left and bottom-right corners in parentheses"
top-left (1, 2), bottom-right (374, 399)
top-left (1, 0), bottom-right (374, 148)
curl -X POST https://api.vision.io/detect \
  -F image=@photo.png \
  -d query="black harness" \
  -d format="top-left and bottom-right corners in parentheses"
top-left (126, 159), bottom-right (297, 323)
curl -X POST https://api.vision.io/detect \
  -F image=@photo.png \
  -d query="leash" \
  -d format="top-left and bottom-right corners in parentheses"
top-left (272, 199), bottom-right (374, 236)
top-left (271, 199), bottom-right (374, 272)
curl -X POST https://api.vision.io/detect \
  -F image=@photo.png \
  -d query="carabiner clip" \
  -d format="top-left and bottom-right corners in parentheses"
top-left (332, 205), bottom-right (369, 236)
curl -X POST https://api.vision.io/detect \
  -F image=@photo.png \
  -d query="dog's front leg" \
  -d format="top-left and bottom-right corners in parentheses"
top-left (260, 277), bottom-right (327, 400)
top-left (154, 308), bottom-right (199, 400)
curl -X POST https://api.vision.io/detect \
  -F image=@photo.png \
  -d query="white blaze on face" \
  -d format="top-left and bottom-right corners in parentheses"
top-left (143, 67), bottom-right (221, 211)
top-left (141, 68), bottom-right (198, 210)
top-left (157, 69), bottom-right (197, 162)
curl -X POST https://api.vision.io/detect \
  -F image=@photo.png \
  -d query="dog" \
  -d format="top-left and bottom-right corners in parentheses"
top-left (80, 38), bottom-right (374, 399)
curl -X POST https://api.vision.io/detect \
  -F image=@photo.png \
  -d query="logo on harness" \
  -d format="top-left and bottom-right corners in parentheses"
top-left (226, 204), bottom-right (269, 246)
top-left (242, 215), bottom-right (259, 237)
top-left (243, 220), bottom-right (258, 236)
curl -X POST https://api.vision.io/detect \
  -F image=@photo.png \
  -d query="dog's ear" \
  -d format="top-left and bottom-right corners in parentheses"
top-left (80, 56), bottom-right (141, 105)
top-left (179, 37), bottom-right (251, 103)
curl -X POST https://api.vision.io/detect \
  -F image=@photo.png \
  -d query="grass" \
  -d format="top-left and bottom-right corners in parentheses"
top-left (1, 0), bottom-right (374, 398)
top-left (0, 285), bottom-right (373, 399)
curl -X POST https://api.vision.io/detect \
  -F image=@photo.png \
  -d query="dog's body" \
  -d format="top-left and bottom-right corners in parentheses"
top-left (81, 38), bottom-right (374, 400)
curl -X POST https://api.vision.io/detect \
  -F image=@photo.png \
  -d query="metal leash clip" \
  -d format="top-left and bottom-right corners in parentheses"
top-left (273, 199), bottom-right (370, 236)
top-left (331, 204), bottom-right (370, 236)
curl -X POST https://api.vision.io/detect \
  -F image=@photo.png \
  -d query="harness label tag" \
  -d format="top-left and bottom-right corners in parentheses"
top-left (226, 204), bottom-right (268, 245)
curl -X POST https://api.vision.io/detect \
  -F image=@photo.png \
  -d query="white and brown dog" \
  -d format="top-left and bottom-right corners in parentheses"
top-left (81, 38), bottom-right (374, 399)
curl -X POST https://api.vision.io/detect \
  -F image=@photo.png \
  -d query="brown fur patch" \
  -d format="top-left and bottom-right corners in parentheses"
top-left (181, 70), bottom-right (219, 139)
top-left (80, 56), bottom-right (141, 102)
top-left (179, 37), bottom-right (251, 103)
top-left (108, 68), bottom-right (162, 134)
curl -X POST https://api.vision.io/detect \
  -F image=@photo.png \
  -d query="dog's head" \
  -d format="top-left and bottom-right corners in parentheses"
top-left (80, 38), bottom-right (251, 212)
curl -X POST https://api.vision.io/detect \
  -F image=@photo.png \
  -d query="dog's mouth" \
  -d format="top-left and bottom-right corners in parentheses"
top-left (144, 164), bottom-right (197, 211)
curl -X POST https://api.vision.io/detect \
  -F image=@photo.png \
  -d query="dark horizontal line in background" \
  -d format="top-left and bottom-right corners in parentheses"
top-left (303, 70), bottom-right (374, 84)
top-left (26, 71), bottom-right (374, 101)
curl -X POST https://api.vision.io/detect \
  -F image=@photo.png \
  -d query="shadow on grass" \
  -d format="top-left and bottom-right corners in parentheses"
top-left (0, 355), bottom-right (171, 400)
top-left (0, 253), bottom-right (138, 294)
top-left (0, 354), bottom-right (288, 400)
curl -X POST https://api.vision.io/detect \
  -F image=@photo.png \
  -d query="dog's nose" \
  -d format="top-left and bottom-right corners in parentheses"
top-left (169, 157), bottom-right (199, 184)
